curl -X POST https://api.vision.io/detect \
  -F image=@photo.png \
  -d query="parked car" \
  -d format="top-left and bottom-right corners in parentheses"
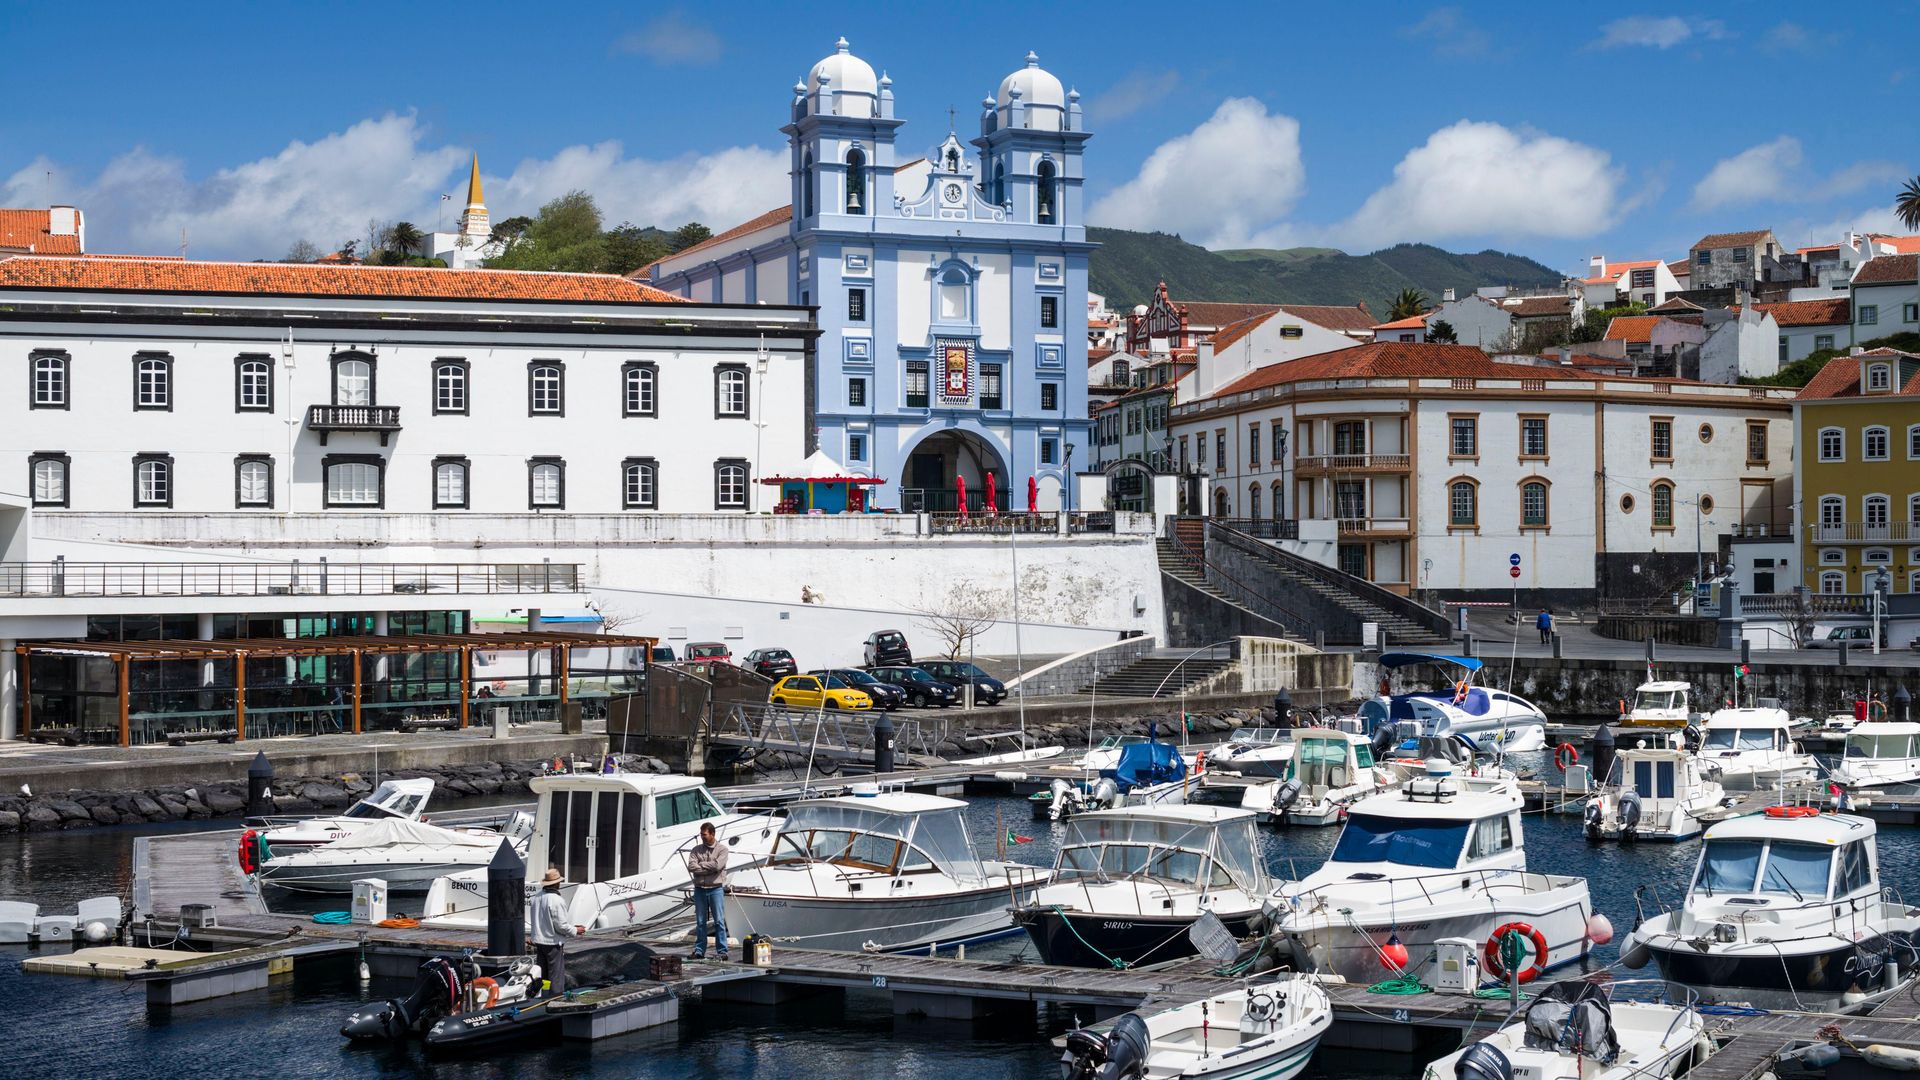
top-left (867, 665), bottom-right (958, 708)
top-left (743, 647), bottom-right (798, 680)
top-left (685, 642), bottom-right (733, 664)
top-left (810, 668), bottom-right (904, 711)
top-left (769, 674), bottom-right (872, 711)
top-left (649, 645), bottom-right (677, 664)
top-left (916, 659), bottom-right (1007, 705)
top-left (1806, 625), bottom-right (1880, 649)
top-left (863, 629), bottom-right (913, 667)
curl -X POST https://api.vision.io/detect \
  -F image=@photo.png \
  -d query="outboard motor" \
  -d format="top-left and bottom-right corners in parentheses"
top-left (1456, 1041), bottom-right (1514, 1080)
top-left (1062, 1012), bottom-right (1152, 1080)
top-left (1049, 778), bottom-right (1076, 822)
top-left (1582, 799), bottom-right (1604, 841)
top-left (1370, 724), bottom-right (1398, 760)
top-left (1683, 724), bottom-right (1702, 752)
top-left (1091, 778), bottom-right (1120, 809)
top-left (342, 957), bottom-right (463, 1041)
top-left (1617, 789), bottom-right (1643, 840)
top-left (1271, 777), bottom-right (1304, 813)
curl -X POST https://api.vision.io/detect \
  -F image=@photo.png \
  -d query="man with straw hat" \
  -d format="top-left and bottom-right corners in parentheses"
top-left (529, 865), bottom-right (583, 994)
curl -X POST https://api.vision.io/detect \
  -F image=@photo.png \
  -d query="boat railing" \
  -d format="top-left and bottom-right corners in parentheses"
top-left (1288, 863), bottom-right (1538, 912)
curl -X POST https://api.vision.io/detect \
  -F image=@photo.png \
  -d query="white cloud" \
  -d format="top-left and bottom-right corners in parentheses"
top-left (1594, 15), bottom-right (1727, 50)
top-left (1336, 120), bottom-right (1624, 248)
top-left (4, 113), bottom-right (787, 260)
top-left (1787, 205), bottom-right (1909, 250)
top-left (1402, 7), bottom-right (1491, 58)
top-left (1087, 69), bottom-right (1180, 124)
top-left (1088, 97), bottom-right (1305, 248)
top-left (1690, 136), bottom-right (1904, 210)
top-left (611, 10), bottom-right (722, 66)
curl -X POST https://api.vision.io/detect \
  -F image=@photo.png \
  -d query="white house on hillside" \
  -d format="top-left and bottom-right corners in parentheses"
top-left (1697, 307), bottom-right (1781, 383)
top-left (1852, 255), bottom-right (1919, 343)
top-left (1582, 257), bottom-right (1682, 308)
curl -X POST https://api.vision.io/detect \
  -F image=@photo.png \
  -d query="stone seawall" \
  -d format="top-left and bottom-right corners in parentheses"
top-left (1493, 656), bottom-right (1919, 719)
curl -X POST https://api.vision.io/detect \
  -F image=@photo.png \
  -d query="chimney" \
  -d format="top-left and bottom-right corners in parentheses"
top-left (1441, 287), bottom-right (1456, 303)
top-left (48, 207), bottom-right (77, 236)
top-left (1589, 255), bottom-right (1606, 277)
top-left (1850, 346), bottom-right (1865, 356)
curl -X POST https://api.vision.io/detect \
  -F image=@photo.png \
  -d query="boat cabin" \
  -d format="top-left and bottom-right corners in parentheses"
top-left (1327, 770), bottom-right (1523, 872)
top-left (1844, 722), bottom-right (1920, 762)
top-left (527, 773), bottom-right (730, 885)
top-left (765, 792), bottom-right (987, 884)
top-left (1692, 814), bottom-right (1879, 904)
top-left (1624, 681), bottom-right (1694, 727)
top-left (1288, 729), bottom-right (1377, 798)
top-left (1055, 806), bottom-right (1269, 895)
top-left (1701, 710), bottom-right (1793, 754)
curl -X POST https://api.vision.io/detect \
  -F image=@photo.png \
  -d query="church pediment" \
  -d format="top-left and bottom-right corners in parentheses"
top-left (896, 136), bottom-right (1005, 224)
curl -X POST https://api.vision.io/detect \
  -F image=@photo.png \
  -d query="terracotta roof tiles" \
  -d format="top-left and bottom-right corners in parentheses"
top-left (1175, 301), bottom-right (1281, 328)
top-left (1208, 311), bottom-right (1275, 352)
top-left (1693, 230), bottom-right (1773, 250)
top-left (634, 205), bottom-right (794, 278)
top-left (1796, 351), bottom-right (1920, 401)
top-left (1501, 295), bottom-right (1572, 318)
top-left (1371, 313), bottom-right (1429, 330)
top-left (1855, 254), bottom-right (1918, 285)
top-left (1753, 297), bottom-right (1850, 327)
top-left (0, 254), bottom-right (686, 304)
top-left (1210, 342), bottom-right (1580, 397)
top-left (0, 210), bottom-right (82, 254)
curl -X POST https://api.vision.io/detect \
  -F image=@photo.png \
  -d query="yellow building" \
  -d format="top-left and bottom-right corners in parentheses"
top-left (1794, 348), bottom-right (1920, 593)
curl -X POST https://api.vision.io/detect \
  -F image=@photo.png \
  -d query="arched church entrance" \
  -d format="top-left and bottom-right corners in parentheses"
top-left (903, 429), bottom-right (1009, 513)
top-left (1106, 460), bottom-right (1155, 513)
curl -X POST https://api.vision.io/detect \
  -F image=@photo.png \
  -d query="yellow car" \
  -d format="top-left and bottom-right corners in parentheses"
top-left (769, 674), bottom-right (872, 710)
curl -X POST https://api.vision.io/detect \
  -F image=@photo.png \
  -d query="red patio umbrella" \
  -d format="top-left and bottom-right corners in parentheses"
top-left (985, 471), bottom-right (997, 516)
top-left (1027, 475), bottom-right (1039, 513)
top-left (956, 474), bottom-right (968, 520)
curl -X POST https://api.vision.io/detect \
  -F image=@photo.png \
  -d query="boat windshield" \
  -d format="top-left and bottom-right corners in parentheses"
top-left (1293, 737), bottom-right (1368, 788)
top-left (773, 802), bottom-right (985, 883)
top-left (1056, 815), bottom-right (1261, 890)
top-left (1693, 838), bottom-right (1832, 900)
top-left (344, 790), bottom-right (423, 819)
top-left (1330, 813), bottom-right (1468, 869)
top-left (1634, 689), bottom-right (1685, 712)
top-left (1704, 728), bottom-right (1778, 751)
top-left (1847, 732), bottom-right (1916, 759)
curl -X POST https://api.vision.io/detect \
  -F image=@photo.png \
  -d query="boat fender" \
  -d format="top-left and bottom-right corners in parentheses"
top-left (1618, 790), bottom-right (1642, 834)
top-left (1780, 1044), bottom-right (1843, 1069)
top-left (1483, 922), bottom-right (1549, 984)
top-left (237, 829), bottom-right (259, 875)
top-left (1457, 1042), bottom-right (1514, 1080)
top-left (1273, 778), bottom-right (1304, 812)
top-left (1554, 743), bottom-right (1579, 770)
top-left (1619, 934), bottom-right (1650, 970)
top-left (1862, 1045), bottom-right (1920, 1072)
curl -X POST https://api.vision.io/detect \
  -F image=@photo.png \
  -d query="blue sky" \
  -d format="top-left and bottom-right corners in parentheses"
top-left (4, 1), bottom-right (1914, 275)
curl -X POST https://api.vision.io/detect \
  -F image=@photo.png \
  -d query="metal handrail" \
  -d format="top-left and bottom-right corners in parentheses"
top-left (1162, 529), bottom-right (1304, 637)
top-left (0, 560), bottom-right (580, 598)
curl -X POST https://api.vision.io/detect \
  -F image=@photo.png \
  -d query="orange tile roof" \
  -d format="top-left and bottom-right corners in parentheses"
top-left (1603, 315), bottom-right (1668, 342)
top-left (1855, 254), bottom-right (1918, 285)
top-left (0, 255), bottom-right (686, 304)
top-left (1209, 311), bottom-right (1275, 352)
top-left (635, 205), bottom-right (794, 277)
top-left (0, 209), bottom-right (82, 254)
top-left (1582, 259), bottom-right (1660, 284)
top-left (1371, 313), bottom-right (1429, 330)
top-left (1753, 297), bottom-right (1849, 327)
top-left (1693, 229), bottom-right (1773, 250)
top-left (1795, 244), bottom-right (1841, 256)
top-left (1868, 235), bottom-right (1920, 255)
top-left (1210, 342), bottom-right (1579, 397)
top-left (1668, 260), bottom-right (1690, 277)
top-left (1796, 351), bottom-right (1920, 401)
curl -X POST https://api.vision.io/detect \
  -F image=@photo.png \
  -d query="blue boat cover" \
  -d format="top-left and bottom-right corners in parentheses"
top-left (1378, 652), bottom-right (1484, 673)
top-left (1104, 741), bottom-right (1187, 790)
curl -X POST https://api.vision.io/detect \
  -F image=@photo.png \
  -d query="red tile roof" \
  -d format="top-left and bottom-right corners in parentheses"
top-left (1796, 351), bottom-right (1920, 401)
top-left (1603, 315), bottom-right (1670, 342)
top-left (1371, 313), bottom-right (1428, 330)
top-left (1501, 295), bottom-right (1572, 318)
top-left (635, 205), bottom-right (794, 277)
top-left (1209, 311), bottom-right (1273, 352)
top-left (1693, 229), bottom-right (1773, 250)
top-left (1177, 301), bottom-right (1281, 328)
top-left (1210, 342), bottom-right (1580, 396)
top-left (1868, 235), bottom-right (1920, 255)
top-left (1855, 254), bottom-right (1919, 285)
top-left (0, 209), bottom-right (82, 254)
top-left (1753, 297), bottom-right (1850, 327)
top-left (1668, 260), bottom-right (1690, 278)
top-left (1646, 296), bottom-right (1704, 314)
top-left (0, 255), bottom-right (686, 303)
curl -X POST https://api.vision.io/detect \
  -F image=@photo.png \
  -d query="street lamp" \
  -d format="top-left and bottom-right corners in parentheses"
top-left (752, 337), bottom-right (769, 512)
top-left (1874, 566), bottom-right (1892, 655)
top-left (1277, 426), bottom-right (1289, 521)
top-left (1064, 442), bottom-right (1075, 516)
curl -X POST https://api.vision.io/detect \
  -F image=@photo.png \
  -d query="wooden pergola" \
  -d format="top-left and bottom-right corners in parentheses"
top-left (15, 631), bottom-right (659, 746)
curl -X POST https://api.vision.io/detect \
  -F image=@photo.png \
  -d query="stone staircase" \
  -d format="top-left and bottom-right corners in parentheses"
top-left (1078, 651), bottom-right (1236, 698)
top-left (1205, 521), bottom-right (1452, 648)
top-left (1155, 534), bottom-right (1297, 645)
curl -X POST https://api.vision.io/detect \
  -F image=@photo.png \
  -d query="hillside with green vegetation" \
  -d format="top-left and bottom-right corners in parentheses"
top-left (1088, 228), bottom-right (1565, 317)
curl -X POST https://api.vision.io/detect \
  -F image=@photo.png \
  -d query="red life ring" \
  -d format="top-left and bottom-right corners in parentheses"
top-left (1554, 743), bottom-right (1579, 770)
top-left (237, 828), bottom-right (259, 875)
top-left (1484, 921), bottom-right (1550, 984)
top-left (1764, 805), bottom-right (1818, 818)
top-left (1453, 680), bottom-right (1471, 705)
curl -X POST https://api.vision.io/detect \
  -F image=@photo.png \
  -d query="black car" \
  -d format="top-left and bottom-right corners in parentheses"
top-left (743, 648), bottom-right (798, 680)
top-left (867, 665), bottom-right (958, 708)
top-left (916, 660), bottom-right (1007, 705)
top-left (863, 629), bottom-right (913, 667)
top-left (810, 668), bottom-right (904, 711)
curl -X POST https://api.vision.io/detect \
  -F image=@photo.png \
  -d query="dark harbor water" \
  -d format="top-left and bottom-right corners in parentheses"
top-left (4, 751), bottom-right (1915, 1080)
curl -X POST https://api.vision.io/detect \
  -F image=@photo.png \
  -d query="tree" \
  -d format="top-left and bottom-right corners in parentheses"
top-left (1570, 300), bottom-right (1646, 344)
top-left (390, 221), bottom-right (424, 258)
top-left (670, 222), bottom-right (713, 253)
top-left (490, 215), bottom-right (533, 250)
top-left (1427, 319), bottom-right (1458, 344)
top-left (603, 222), bottom-right (672, 275)
top-left (915, 581), bottom-right (1001, 660)
top-left (483, 191), bottom-right (607, 272)
top-left (283, 239), bottom-right (321, 263)
top-left (1896, 176), bottom-right (1920, 231)
top-left (337, 239), bottom-right (358, 261)
top-left (1388, 287), bottom-right (1429, 321)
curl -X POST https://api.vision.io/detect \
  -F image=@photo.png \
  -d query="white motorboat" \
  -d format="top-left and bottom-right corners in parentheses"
top-left (1621, 681), bottom-right (1702, 727)
top-left (1359, 653), bottom-right (1548, 756)
top-left (1241, 729), bottom-right (1393, 826)
top-left (1582, 732), bottom-right (1730, 843)
top-left (1621, 810), bottom-right (1920, 1012)
top-left (1697, 705), bottom-right (1818, 790)
top-left (1832, 722), bottom-right (1920, 803)
top-left (1012, 805), bottom-right (1272, 969)
top-left (1273, 762), bottom-right (1594, 986)
top-left (724, 790), bottom-right (1048, 952)
top-left (1035, 741), bottom-right (1191, 821)
top-left (1060, 975), bottom-right (1331, 1080)
top-left (249, 778), bottom-right (436, 855)
top-left (255, 813), bottom-right (534, 894)
top-left (1077, 734), bottom-right (1151, 772)
top-left (1424, 982), bottom-right (1711, 1080)
top-left (420, 773), bottom-right (777, 931)
top-left (1207, 728), bottom-right (1294, 779)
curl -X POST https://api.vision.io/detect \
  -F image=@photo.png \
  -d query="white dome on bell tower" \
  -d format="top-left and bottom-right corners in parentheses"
top-left (806, 37), bottom-right (879, 116)
top-left (995, 51), bottom-right (1065, 130)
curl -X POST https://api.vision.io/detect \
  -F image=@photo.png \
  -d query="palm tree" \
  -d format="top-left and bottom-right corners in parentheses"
top-left (1896, 176), bottom-right (1920, 232)
top-left (390, 221), bottom-right (424, 259)
top-left (1388, 287), bottom-right (1429, 322)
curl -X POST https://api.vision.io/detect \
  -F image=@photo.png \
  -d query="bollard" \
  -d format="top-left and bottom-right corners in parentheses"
top-left (872, 711), bottom-right (895, 775)
top-left (1839, 641), bottom-right (1850, 668)
top-left (1551, 633), bottom-right (1562, 659)
top-left (245, 751), bottom-right (275, 819)
top-left (1462, 632), bottom-right (1474, 657)
top-left (1272, 687), bottom-right (1293, 728)
top-left (1896, 686), bottom-right (1913, 724)
top-left (1740, 639), bottom-right (1751, 665)
top-left (1645, 636), bottom-right (1656, 662)
top-left (487, 840), bottom-right (527, 958)
top-left (1587, 725), bottom-right (1616, 788)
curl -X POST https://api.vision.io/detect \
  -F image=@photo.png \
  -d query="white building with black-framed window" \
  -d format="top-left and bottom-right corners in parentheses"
top-left (0, 256), bottom-right (814, 515)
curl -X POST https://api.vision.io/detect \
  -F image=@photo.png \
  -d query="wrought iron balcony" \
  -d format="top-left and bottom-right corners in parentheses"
top-left (306, 404), bottom-right (402, 445)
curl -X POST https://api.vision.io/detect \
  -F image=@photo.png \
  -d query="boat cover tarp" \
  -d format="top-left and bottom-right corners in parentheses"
top-left (281, 817), bottom-right (502, 857)
top-left (1103, 743), bottom-right (1187, 790)
top-left (1378, 652), bottom-right (1484, 673)
top-left (1521, 982), bottom-right (1618, 1063)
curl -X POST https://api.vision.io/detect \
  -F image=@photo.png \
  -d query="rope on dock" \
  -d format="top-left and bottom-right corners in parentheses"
top-left (311, 911), bottom-right (353, 924)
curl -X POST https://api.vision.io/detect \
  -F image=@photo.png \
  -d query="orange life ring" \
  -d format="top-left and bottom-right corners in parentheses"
top-left (1764, 805), bottom-right (1818, 818)
top-left (1484, 921), bottom-right (1550, 984)
top-left (1868, 699), bottom-right (1888, 722)
top-left (1453, 680), bottom-right (1471, 704)
top-left (1554, 743), bottom-right (1579, 770)
top-left (470, 976), bottom-right (500, 1009)
top-left (1194, 751), bottom-right (1206, 774)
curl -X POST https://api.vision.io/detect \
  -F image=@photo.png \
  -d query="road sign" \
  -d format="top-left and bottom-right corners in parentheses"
top-left (1509, 553), bottom-right (1522, 566)
top-left (1510, 566), bottom-right (1522, 579)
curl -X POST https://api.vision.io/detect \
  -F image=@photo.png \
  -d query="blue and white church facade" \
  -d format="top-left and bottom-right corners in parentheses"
top-left (643, 40), bottom-right (1094, 512)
